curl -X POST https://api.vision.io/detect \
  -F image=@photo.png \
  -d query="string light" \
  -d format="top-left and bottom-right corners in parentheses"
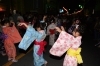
top-left (71, 8), bottom-right (83, 15)
top-left (63, 7), bottom-right (84, 15)
top-left (63, 7), bottom-right (69, 14)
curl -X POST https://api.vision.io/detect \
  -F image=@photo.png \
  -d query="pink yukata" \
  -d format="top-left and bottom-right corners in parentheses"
top-left (50, 31), bottom-right (83, 66)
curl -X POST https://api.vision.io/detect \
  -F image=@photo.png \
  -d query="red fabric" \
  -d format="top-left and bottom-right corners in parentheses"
top-left (34, 40), bottom-right (47, 55)
top-left (49, 29), bottom-right (55, 35)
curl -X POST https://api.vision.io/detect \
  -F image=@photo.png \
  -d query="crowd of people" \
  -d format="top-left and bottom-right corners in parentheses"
top-left (0, 10), bottom-right (99, 66)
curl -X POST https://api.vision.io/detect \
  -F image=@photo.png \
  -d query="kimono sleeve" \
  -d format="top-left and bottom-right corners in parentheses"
top-left (49, 31), bottom-right (73, 57)
top-left (11, 25), bottom-right (22, 43)
top-left (18, 25), bottom-right (43, 50)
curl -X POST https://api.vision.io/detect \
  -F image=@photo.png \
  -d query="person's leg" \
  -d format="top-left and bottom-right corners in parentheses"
top-left (39, 53), bottom-right (47, 66)
top-left (34, 45), bottom-right (47, 66)
top-left (11, 44), bottom-right (17, 62)
top-left (0, 41), bottom-right (6, 56)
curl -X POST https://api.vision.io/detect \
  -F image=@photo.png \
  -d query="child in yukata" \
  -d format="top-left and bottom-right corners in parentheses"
top-left (47, 20), bottom-right (56, 46)
top-left (50, 26), bottom-right (83, 66)
top-left (1, 20), bottom-right (22, 62)
top-left (18, 23), bottom-right (47, 66)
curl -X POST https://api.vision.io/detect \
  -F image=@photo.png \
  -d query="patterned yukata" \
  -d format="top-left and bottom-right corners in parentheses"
top-left (18, 25), bottom-right (47, 66)
top-left (47, 23), bottom-right (56, 46)
top-left (2, 25), bottom-right (22, 59)
top-left (50, 31), bottom-right (83, 66)
top-left (18, 25), bottom-right (43, 50)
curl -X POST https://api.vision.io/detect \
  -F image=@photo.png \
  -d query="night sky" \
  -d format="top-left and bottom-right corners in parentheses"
top-left (58, 0), bottom-right (84, 13)
top-left (58, 0), bottom-right (97, 13)
top-left (59, 0), bottom-right (82, 8)
top-left (59, 0), bottom-right (96, 8)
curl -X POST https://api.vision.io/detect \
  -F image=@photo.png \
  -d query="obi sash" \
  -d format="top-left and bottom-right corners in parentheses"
top-left (34, 40), bottom-right (47, 55)
top-left (67, 48), bottom-right (83, 64)
top-left (49, 29), bottom-right (55, 35)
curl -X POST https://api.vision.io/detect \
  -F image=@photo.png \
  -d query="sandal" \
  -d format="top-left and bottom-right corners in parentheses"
top-left (8, 58), bottom-right (12, 61)
top-left (44, 61), bottom-right (47, 66)
top-left (12, 59), bottom-right (18, 62)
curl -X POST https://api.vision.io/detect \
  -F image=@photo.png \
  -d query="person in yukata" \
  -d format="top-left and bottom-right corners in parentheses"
top-left (47, 20), bottom-right (56, 46)
top-left (50, 26), bottom-right (84, 66)
top-left (1, 20), bottom-right (22, 62)
top-left (18, 22), bottom-right (47, 66)
top-left (40, 15), bottom-right (48, 33)
top-left (0, 24), bottom-right (7, 56)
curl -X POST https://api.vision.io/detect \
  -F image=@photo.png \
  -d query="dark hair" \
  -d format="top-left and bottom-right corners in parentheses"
top-left (1, 19), bottom-right (10, 26)
top-left (1, 19), bottom-right (14, 27)
top-left (74, 25), bottom-right (85, 36)
top-left (35, 23), bottom-right (46, 30)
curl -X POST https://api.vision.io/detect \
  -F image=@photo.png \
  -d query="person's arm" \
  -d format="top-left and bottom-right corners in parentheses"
top-left (55, 26), bottom-right (65, 33)
top-left (49, 30), bottom-right (73, 56)
top-left (18, 23), bottom-right (44, 50)
top-left (18, 23), bottom-right (28, 28)
top-left (18, 23), bottom-right (43, 39)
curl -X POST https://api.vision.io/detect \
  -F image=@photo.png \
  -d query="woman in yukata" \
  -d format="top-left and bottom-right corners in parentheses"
top-left (50, 26), bottom-right (84, 66)
top-left (1, 20), bottom-right (22, 62)
top-left (47, 20), bottom-right (56, 46)
top-left (18, 22), bottom-right (47, 66)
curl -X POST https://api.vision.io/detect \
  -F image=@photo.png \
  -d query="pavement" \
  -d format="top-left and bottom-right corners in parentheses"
top-left (1, 30), bottom-right (100, 66)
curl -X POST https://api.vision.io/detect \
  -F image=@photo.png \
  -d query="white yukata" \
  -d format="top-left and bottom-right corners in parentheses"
top-left (50, 31), bottom-right (83, 66)
top-left (47, 23), bottom-right (56, 46)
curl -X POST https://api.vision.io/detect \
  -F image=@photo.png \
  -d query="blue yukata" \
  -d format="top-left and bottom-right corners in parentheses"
top-left (18, 25), bottom-right (43, 50)
top-left (18, 25), bottom-right (47, 66)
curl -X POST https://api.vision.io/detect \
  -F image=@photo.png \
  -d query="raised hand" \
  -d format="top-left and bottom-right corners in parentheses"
top-left (18, 23), bottom-right (28, 28)
top-left (18, 23), bottom-right (24, 26)
top-left (55, 27), bottom-right (62, 33)
top-left (61, 26), bottom-right (65, 31)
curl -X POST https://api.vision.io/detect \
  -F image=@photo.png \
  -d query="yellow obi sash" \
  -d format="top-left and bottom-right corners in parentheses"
top-left (67, 48), bottom-right (83, 64)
